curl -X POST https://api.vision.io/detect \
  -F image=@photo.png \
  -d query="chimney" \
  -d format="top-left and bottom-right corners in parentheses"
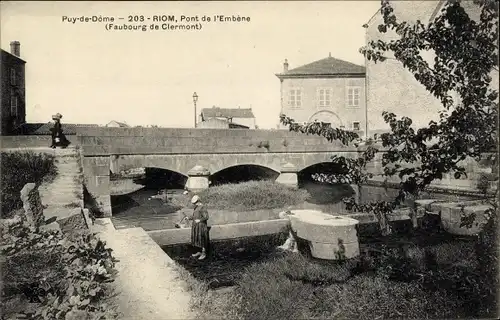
top-left (283, 59), bottom-right (289, 72)
top-left (10, 41), bottom-right (20, 57)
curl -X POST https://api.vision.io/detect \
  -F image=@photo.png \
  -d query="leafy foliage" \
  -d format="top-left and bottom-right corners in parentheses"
top-left (1, 219), bottom-right (119, 320)
top-left (361, 0), bottom-right (498, 197)
top-left (207, 239), bottom-right (486, 320)
top-left (1, 151), bottom-right (58, 218)
top-left (280, 1), bottom-right (498, 316)
top-left (280, 0), bottom-right (498, 233)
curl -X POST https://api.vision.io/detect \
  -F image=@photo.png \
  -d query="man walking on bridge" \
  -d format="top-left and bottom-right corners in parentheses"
top-left (189, 195), bottom-right (210, 260)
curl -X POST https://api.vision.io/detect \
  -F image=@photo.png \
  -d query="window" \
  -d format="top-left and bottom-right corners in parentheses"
top-left (317, 88), bottom-right (332, 107)
top-left (10, 94), bottom-right (18, 116)
top-left (347, 87), bottom-right (361, 108)
top-left (353, 122), bottom-right (360, 131)
top-left (10, 68), bottom-right (16, 85)
top-left (288, 89), bottom-right (302, 108)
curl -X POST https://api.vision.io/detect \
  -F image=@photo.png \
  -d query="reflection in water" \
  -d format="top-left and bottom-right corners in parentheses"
top-left (111, 188), bottom-right (187, 230)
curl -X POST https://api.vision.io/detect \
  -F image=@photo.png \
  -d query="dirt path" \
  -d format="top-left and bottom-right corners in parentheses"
top-left (93, 219), bottom-right (195, 320)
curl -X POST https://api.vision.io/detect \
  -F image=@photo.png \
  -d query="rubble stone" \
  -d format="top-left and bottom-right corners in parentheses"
top-left (20, 183), bottom-right (45, 230)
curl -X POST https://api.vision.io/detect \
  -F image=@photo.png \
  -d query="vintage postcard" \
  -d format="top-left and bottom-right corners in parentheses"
top-left (1, 1), bottom-right (498, 319)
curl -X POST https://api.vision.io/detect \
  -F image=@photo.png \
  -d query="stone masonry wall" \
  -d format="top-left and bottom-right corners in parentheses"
top-left (82, 156), bottom-right (111, 217)
top-left (0, 135), bottom-right (72, 149)
top-left (78, 127), bottom-right (358, 156)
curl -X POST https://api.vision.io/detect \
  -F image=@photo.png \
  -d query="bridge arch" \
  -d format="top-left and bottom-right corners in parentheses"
top-left (110, 165), bottom-right (188, 190)
top-left (210, 164), bottom-right (280, 186)
top-left (297, 161), bottom-right (356, 206)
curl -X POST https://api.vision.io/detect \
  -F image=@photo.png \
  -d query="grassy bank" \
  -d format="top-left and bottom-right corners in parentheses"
top-left (1, 151), bottom-right (58, 218)
top-left (197, 181), bottom-right (310, 211)
top-left (178, 232), bottom-right (496, 320)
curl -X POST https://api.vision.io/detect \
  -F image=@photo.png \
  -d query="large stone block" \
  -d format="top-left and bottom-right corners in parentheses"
top-left (82, 156), bottom-right (110, 176)
top-left (186, 165), bottom-right (210, 192)
top-left (442, 204), bottom-right (491, 236)
top-left (309, 240), bottom-right (360, 260)
top-left (276, 162), bottom-right (298, 189)
top-left (427, 201), bottom-right (492, 236)
top-left (288, 210), bottom-right (360, 260)
top-left (91, 195), bottom-right (112, 218)
top-left (20, 183), bottom-right (45, 231)
top-left (94, 175), bottom-right (110, 194)
top-left (185, 176), bottom-right (209, 191)
top-left (275, 172), bottom-right (298, 189)
top-left (56, 208), bottom-right (89, 234)
top-left (290, 216), bottom-right (359, 243)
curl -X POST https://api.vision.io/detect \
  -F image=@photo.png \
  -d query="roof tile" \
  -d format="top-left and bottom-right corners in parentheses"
top-left (279, 56), bottom-right (365, 77)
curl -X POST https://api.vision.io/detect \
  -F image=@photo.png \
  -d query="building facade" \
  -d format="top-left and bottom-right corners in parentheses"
top-left (364, 0), bottom-right (498, 135)
top-left (1, 41), bottom-right (26, 135)
top-left (276, 54), bottom-right (367, 134)
top-left (199, 107), bottom-right (256, 129)
top-left (196, 117), bottom-right (249, 129)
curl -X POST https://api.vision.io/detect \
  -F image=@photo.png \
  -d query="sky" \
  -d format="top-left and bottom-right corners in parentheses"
top-left (1, 1), bottom-right (381, 129)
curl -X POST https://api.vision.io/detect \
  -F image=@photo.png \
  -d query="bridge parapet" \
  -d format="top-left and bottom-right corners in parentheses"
top-left (77, 128), bottom-right (358, 156)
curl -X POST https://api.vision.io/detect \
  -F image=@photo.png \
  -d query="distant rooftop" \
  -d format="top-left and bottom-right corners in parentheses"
top-left (201, 107), bottom-right (255, 119)
top-left (198, 118), bottom-right (249, 129)
top-left (106, 120), bottom-right (130, 128)
top-left (276, 54), bottom-right (365, 79)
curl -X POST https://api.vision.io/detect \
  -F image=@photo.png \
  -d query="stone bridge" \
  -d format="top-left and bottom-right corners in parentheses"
top-left (77, 127), bottom-right (361, 216)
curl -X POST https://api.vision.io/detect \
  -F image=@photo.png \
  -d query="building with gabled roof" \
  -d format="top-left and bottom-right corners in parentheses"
top-left (276, 53), bottom-right (366, 134)
top-left (364, 0), bottom-right (498, 136)
top-left (199, 106), bottom-right (256, 129)
top-left (106, 120), bottom-right (130, 128)
top-left (1, 41), bottom-right (26, 135)
top-left (196, 117), bottom-right (249, 129)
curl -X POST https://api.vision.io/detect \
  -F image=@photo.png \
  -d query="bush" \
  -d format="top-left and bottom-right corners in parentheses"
top-left (2, 250), bottom-right (65, 301)
top-left (198, 181), bottom-right (310, 211)
top-left (0, 219), bottom-right (118, 319)
top-left (1, 151), bottom-right (57, 218)
top-left (211, 239), bottom-right (490, 320)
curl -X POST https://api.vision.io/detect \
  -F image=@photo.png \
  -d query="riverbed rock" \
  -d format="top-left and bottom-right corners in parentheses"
top-left (20, 183), bottom-right (45, 231)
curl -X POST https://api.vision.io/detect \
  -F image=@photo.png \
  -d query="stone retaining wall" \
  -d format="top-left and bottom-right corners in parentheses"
top-left (359, 182), bottom-right (488, 204)
top-left (148, 219), bottom-right (290, 246)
